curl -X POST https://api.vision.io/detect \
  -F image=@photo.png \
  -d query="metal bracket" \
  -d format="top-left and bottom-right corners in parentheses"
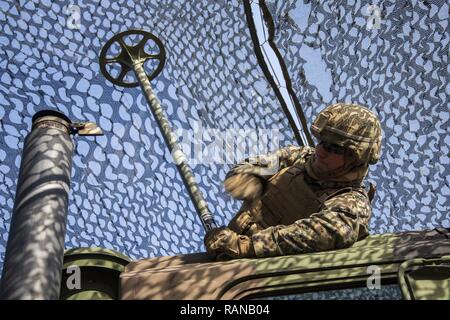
top-left (71, 122), bottom-right (103, 136)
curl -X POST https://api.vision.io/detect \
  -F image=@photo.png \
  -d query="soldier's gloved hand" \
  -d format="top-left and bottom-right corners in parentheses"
top-left (204, 227), bottom-right (256, 260)
top-left (224, 173), bottom-right (264, 200)
top-left (228, 209), bottom-right (263, 236)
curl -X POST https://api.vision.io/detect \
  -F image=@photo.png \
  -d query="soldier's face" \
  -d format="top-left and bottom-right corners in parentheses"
top-left (313, 143), bottom-right (347, 171)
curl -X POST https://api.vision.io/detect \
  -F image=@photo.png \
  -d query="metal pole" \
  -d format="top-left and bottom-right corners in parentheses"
top-left (0, 110), bottom-right (102, 300)
top-left (99, 30), bottom-right (217, 231)
top-left (134, 63), bottom-right (216, 231)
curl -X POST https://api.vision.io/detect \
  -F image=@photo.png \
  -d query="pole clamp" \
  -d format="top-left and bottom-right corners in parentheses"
top-left (70, 122), bottom-right (103, 136)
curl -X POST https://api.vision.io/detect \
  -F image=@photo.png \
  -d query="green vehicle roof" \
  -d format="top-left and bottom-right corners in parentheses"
top-left (119, 227), bottom-right (450, 299)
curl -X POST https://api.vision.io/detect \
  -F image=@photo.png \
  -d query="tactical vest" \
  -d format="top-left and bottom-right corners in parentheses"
top-left (228, 164), bottom-right (367, 235)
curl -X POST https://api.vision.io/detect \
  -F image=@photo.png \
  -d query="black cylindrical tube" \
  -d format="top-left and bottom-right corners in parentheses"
top-left (0, 110), bottom-right (74, 300)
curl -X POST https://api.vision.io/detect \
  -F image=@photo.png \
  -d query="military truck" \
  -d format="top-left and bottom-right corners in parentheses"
top-left (60, 227), bottom-right (450, 300)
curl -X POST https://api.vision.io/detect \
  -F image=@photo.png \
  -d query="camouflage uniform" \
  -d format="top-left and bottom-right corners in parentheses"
top-left (230, 144), bottom-right (373, 257)
top-left (205, 103), bottom-right (382, 259)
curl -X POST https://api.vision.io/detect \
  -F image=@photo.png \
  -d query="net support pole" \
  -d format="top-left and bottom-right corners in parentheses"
top-left (133, 63), bottom-right (217, 232)
top-left (99, 30), bottom-right (218, 232)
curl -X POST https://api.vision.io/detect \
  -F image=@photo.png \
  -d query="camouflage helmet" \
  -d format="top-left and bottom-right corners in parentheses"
top-left (311, 103), bottom-right (382, 165)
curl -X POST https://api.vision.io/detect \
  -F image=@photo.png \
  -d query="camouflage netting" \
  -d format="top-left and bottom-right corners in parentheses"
top-left (0, 0), bottom-right (449, 279)
top-left (0, 0), bottom-right (295, 272)
top-left (262, 284), bottom-right (403, 300)
top-left (264, 0), bottom-right (449, 232)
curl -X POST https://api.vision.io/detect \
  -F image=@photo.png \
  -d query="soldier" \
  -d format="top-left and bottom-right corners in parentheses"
top-left (204, 103), bottom-right (382, 260)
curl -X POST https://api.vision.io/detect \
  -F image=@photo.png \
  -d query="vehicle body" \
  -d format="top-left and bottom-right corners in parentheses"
top-left (110, 227), bottom-right (450, 300)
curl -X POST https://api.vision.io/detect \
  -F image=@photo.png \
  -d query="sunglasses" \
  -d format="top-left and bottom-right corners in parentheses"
top-left (318, 141), bottom-right (346, 155)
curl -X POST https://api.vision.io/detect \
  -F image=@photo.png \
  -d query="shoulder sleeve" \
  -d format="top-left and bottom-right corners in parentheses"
top-left (275, 145), bottom-right (315, 169)
top-left (251, 189), bottom-right (372, 257)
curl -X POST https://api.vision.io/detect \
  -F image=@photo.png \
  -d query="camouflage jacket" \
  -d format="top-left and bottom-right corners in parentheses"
top-left (228, 145), bottom-right (373, 258)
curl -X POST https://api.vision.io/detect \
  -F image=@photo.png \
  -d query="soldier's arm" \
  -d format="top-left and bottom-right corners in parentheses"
top-left (250, 189), bottom-right (372, 257)
top-left (275, 144), bottom-right (314, 169)
top-left (226, 145), bottom-right (314, 181)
